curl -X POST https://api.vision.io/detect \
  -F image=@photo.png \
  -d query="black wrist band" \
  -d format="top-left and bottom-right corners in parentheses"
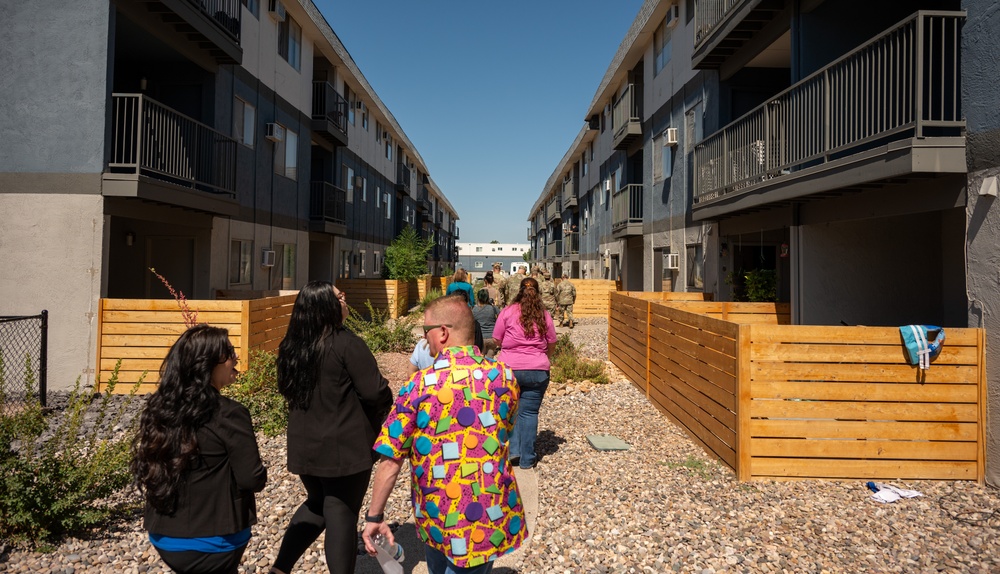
top-left (365, 513), bottom-right (385, 523)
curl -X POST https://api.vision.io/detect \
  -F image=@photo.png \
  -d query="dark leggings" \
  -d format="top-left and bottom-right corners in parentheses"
top-left (272, 470), bottom-right (372, 574)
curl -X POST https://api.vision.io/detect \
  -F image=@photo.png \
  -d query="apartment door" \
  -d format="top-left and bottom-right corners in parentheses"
top-left (146, 236), bottom-right (195, 299)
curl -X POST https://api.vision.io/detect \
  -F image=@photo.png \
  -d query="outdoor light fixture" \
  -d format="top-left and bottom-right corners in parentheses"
top-left (139, 77), bottom-right (147, 91)
top-left (125, 231), bottom-right (136, 247)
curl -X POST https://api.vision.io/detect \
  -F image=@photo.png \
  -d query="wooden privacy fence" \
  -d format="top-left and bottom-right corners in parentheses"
top-left (609, 293), bottom-right (986, 482)
top-left (553, 279), bottom-right (620, 317)
top-left (338, 277), bottom-right (452, 319)
top-left (96, 294), bottom-right (296, 393)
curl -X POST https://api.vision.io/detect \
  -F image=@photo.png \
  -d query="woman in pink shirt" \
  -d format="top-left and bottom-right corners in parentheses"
top-left (492, 276), bottom-right (557, 469)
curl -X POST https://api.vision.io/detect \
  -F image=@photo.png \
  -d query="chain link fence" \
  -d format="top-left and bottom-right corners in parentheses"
top-left (0, 311), bottom-right (49, 414)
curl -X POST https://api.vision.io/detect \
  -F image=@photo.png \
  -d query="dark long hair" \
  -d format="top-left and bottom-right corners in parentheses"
top-left (131, 324), bottom-right (235, 514)
top-left (277, 280), bottom-right (343, 410)
top-left (511, 277), bottom-right (548, 340)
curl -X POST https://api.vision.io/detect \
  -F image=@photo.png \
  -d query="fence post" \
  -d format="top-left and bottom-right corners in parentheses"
top-left (644, 300), bottom-right (652, 398)
top-left (95, 299), bottom-right (105, 393)
top-left (39, 310), bottom-right (48, 407)
top-left (977, 328), bottom-right (986, 485)
top-left (736, 324), bottom-right (752, 481)
top-left (240, 300), bottom-right (251, 372)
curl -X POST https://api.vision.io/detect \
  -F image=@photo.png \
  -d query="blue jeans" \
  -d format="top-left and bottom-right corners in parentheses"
top-left (425, 545), bottom-right (494, 574)
top-left (508, 369), bottom-right (549, 469)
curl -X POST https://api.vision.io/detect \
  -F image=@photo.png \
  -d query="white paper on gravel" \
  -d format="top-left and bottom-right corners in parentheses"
top-left (870, 483), bottom-right (923, 503)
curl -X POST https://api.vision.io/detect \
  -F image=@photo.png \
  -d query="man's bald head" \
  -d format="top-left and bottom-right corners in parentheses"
top-left (424, 294), bottom-right (475, 352)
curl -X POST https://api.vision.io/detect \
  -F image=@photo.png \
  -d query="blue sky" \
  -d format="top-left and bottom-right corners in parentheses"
top-left (314, 1), bottom-right (645, 244)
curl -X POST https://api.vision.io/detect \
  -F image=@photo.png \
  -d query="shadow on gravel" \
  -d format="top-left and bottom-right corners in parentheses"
top-left (535, 430), bottom-right (566, 459)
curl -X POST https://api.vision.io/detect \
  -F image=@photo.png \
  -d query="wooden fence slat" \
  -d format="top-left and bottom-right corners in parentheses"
top-left (102, 310), bottom-right (244, 324)
top-left (101, 299), bottom-right (242, 312)
top-left (749, 399), bottom-right (979, 422)
top-left (752, 362), bottom-right (979, 384)
top-left (751, 438), bottom-right (978, 460)
top-left (750, 324), bottom-right (981, 346)
top-left (750, 380), bottom-right (979, 403)
top-left (750, 342), bottom-right (979, 364)
top-left (750, 458), bottom-right (978, 480)
top-left (749, 419), bottom-right (979, 441)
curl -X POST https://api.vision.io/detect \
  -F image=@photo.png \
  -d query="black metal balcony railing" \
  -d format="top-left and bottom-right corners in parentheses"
top-left (108, 93), bottom-right (236, 196)
top-left (545, 196), bottom-right (562, 222)
top-left (189, 0), bottom-right (242, 41)
top-left (694, 0), bottom-right (743, 49)
top-left (553, 239), bottom-right (563, 258)
top-left (311, 81), bottom-right (348, 134)
top-left (694, 11), bottom-right (965, 205)
top-left (397, 163), bottom-right (411, 190)
top-left (613, 83), bottom-right (642, 149)
top-left (310, 181), bottom-right (346, 225)
top-left (562, 177), bottom-right (578, 208)
top-left (565, 232), bottom-right (580, 255)
top-left (612, 184), bottom-right (643, 231)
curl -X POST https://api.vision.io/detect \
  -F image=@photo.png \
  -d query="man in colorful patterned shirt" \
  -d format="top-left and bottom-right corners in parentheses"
top-left (362, 294), bottom-right (527, 573)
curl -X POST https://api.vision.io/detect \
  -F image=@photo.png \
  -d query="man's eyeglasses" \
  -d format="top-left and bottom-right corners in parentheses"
top-left (422, 323), bottom-right (452, 336)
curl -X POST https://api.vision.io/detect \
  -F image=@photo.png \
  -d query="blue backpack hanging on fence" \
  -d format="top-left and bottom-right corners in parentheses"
top-left (899, 325), bottom-right (945, 370)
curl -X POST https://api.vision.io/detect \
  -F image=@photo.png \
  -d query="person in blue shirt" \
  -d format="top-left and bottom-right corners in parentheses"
top-left (445, 268), bottom-right (475, 307)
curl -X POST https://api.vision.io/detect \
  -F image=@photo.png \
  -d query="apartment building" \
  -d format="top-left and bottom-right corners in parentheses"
top-left (531, 0), bottom-right (1000, 484)
top-left (0, 0), bottom-right (457, 390)
top-left (456, 242), bottom-right (531, 282)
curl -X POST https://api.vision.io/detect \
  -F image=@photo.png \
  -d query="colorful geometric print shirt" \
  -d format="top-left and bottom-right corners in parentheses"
top-left (373, 345), bottom-right (527, 567)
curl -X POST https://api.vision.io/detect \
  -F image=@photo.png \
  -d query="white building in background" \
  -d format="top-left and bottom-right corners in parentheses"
top-left (456, 242), bottom-right (530, 281)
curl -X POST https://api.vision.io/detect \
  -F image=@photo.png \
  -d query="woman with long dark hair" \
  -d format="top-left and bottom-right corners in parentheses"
top-left (132, 324), bottom-right (267, 574)
top-left (492, 277), bottom-right (557, 470)
top-left (270, 281), bottom-right (393, 574)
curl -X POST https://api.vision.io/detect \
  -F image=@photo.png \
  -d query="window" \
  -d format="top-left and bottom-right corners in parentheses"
top-left (376, 121), bottom-right (382, 142)
top-left (270, 243), bottom-right (296, 289)
top-left (241, 0), bottom-right (258, 18)
top-left (359, 250), bottom-right (366, 276)
top-left (229, 240), bottom-right (253, 285)
top-left (374, 251), bottom-right (381, 275)
top-left (386, 193), bottom-right (392, 220)
top-left (582, 152), bottom-right (588, 177)
top-left (346, 87), bottom-right (355, 125)
top-left (654, 22), bottom-right (672, 75)
top-left (339, 250), bottom-right (350, 278)
top-left (475, 246), bottom-right (482, 253)
top-left (654, 133), bottom-right (673, 181)
top-left (273, 125), bottom-right (297, 179)
top-left (686, 102), bottom-right (703, 154)
top-left (686, 244), bottom-right (704, 290)
top-left (360, 177), bottom-right (367, 202)
top-left (234, 98), bottom-right (255, 148)
top-left (345, 166), bottom-right (354, 202)
top-left (474, 261), bottom-right (484, 269)
top-left (376, 185), bottom-right (381, 208)
top-left (278, 16), bottom-right (301, 71)
top-left (362, 106), bottom-right (368, 130)
top-left (385, 140), bottom-right (392, 160)
top-left (583, 206), bottom-right (590, 233)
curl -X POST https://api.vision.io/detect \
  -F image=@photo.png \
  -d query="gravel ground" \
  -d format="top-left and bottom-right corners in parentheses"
top-left (3, 317), bottom-right (1000, 573)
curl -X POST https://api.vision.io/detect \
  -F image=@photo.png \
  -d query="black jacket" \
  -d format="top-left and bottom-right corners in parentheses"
top-left (144, 396), bottom-right (267, 538)
top-left (286, 328), bottom-right (393, 477)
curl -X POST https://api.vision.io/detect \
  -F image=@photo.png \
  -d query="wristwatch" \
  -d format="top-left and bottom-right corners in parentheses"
top-left (365, 512), bottom-right (385, 523)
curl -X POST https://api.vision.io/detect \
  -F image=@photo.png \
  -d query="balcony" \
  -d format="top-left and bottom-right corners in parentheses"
top-left (309, 181), bottom-right (347, 236)
top-left (311, 82), bottom-right (348, 147)
top-left (103, 93), bottom-right (238, 216)
top-left (612, 83), bottom-right (642, 151)
top-left (552, 239), bottom-right (563, 259)
top-left (693, 11), bottom-right (966, 219)
top-left (692, 0), bottom-right (786, 69)
top-left (396, 163), bottom-right (411, 192)
top-left (565, 233), bottom-right (580, 260)
top-left (418, 188), bottom-right (431, 220)
top-left (143, 0), bottom-right (243, 64)
top-left (562, 177), bottom-right (578, 209)
top-left (612, 184), bottom-right (643, 237)
top-left (545, 196), bottom-right (562, 223)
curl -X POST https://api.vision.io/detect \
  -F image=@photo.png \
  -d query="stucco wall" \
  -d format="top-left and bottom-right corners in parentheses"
top-left (962, 0), bottom-right (1000, 487)
top-left (0, 193), bottom-right (105, 392)
top-left (0, 0), bottom-right (109, 173)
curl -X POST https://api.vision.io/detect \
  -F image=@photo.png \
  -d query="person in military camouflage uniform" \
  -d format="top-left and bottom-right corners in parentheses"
top-left (492, 262), bottom-right (508, 307)
top-left (555, 272), bottom-right (577, 328)
top-left (537, 267), bottom-right (558, 319)
top-left (501, 265), bottom-right (526, 307)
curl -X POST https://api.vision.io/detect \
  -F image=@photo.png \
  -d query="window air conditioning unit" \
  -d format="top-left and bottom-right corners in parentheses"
top-left (264, 123), bottom-right (285, 142)
top-left (604, 180), bottom-right (611, 191)
top-left (665, 252), bottom-right (680, 270)
top-left (665, 4), bottom-right (680, 28)
top-left (354, 175), bottom-right (364, 189)
top-left (587, 114), bottom-right (600, 130)
top-left (261, 249), bottom-right (276, 267)
top-left (662, 127), bottom-right (679, 146)
top-left (268, 0), bottom-right (286, 22)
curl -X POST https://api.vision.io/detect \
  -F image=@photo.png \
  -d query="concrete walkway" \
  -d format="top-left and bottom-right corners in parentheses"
top-left (355, 466), bottom-right (539, 573)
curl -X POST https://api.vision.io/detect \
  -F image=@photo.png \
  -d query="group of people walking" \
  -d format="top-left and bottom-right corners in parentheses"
top-left (130, 274), bottom-right (571, 574)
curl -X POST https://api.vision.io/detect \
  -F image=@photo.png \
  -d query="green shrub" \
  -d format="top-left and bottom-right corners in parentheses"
top-left (385, 226), bottom-right (433, 281)
top-left (0, 360), bottom-right (140, 548)
top-left (549, 334), bottom-right (608, 385)
top-left (344, 300), bottom-right (417, 353)
top-left (223, 351), bottom-right (286, 437)
top-left (418, 288), bottom-right (444, 313)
